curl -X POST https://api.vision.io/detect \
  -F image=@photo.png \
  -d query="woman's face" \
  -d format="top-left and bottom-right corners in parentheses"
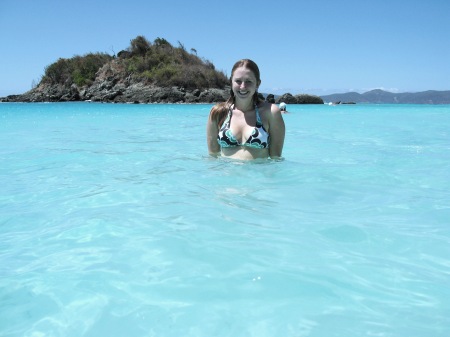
top-left (231, 66), bottom-right (259, 100)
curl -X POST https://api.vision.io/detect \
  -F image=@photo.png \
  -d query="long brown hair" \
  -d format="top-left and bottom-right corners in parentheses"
top-left (209, 59), bottom-right (263, 127)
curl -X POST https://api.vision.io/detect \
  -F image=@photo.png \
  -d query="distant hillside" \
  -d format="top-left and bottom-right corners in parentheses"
top-left (321, 89), bottom-right (450, 104)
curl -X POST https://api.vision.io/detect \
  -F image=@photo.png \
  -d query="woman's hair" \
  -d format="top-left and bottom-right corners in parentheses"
top-left (209, 59), bottom-right (263, 127)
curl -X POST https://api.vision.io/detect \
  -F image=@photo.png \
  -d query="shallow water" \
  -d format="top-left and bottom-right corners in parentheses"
top-left (1, 102), bottom-right (450, 337)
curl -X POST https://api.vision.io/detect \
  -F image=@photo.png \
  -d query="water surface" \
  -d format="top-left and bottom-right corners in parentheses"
top-left (1, 102), bottom-right (449, 337)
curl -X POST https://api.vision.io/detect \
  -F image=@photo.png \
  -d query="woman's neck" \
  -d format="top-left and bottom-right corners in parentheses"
top-left (234, 98), bottom-right (254, 112)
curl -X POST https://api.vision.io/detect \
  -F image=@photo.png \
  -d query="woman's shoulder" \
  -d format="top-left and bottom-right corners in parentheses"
top-left (258, 101), bottom-right (281, 117)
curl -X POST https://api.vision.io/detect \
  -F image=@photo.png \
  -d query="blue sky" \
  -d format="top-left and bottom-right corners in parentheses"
top-left (1, 0), bottom-right (449, 97)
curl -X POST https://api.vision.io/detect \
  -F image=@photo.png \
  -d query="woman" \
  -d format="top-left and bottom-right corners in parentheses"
top-left (206, 59), bottom-right (285, 160)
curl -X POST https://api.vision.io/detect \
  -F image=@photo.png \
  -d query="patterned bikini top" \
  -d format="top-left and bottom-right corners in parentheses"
top-left (217, 105), bottom-right (270, 149)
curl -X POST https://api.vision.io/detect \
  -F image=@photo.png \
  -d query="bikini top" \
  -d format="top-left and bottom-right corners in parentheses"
top-left (217, 105), bottom-right (270, 149)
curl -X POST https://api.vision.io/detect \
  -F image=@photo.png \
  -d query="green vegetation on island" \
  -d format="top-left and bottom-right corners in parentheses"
top-left (43, 52), bottom-right (113, 87)
top-left (42, 36), bottom-right (228, 90)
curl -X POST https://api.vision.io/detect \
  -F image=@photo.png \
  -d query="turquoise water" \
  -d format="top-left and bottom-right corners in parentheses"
top-left (1, 102), bottom-right (449, 337)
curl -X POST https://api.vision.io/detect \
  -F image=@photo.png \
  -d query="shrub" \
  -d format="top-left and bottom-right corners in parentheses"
top-left (72, 53), bottom-right (112, 86)
top-left (129, 36), bottom-right (151, 56)
top-left (42, 53), bottom-right (112, 86)
top-left (152, 64), bottom-right (179, 85)
top-left (43, 58), bottom-right (72, 84)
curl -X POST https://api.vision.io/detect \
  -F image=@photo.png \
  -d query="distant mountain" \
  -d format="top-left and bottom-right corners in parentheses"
top-left (320, 89), bottom-right (450, 104)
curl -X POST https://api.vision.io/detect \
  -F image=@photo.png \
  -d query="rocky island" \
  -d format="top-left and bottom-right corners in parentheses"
top-left (1, 36), bottom-right (323, 105)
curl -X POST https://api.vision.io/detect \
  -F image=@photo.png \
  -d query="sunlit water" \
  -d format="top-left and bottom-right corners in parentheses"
top-left (1, 102), bottom-right (449, 337)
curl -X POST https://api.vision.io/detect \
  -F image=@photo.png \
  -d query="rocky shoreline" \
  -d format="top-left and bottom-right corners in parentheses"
top-left (0, 83), bottom-right (233, 104)
top-left (1, 84), bottom-right (325, 104)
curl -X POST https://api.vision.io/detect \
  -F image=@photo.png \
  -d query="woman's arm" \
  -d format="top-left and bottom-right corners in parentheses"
top-left (268, 104), bottom-right (285, 159)
top-left (206, 112), bottom-right (221, 157)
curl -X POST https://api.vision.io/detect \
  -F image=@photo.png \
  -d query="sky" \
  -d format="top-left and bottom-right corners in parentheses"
top-left (1, 0), bottom-right (449, 97)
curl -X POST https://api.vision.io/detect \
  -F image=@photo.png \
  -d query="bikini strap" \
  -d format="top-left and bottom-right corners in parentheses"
top-left (224, 105), bottom-right (233, 122)
top-left (255, 105), bottom-right (262, 125)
